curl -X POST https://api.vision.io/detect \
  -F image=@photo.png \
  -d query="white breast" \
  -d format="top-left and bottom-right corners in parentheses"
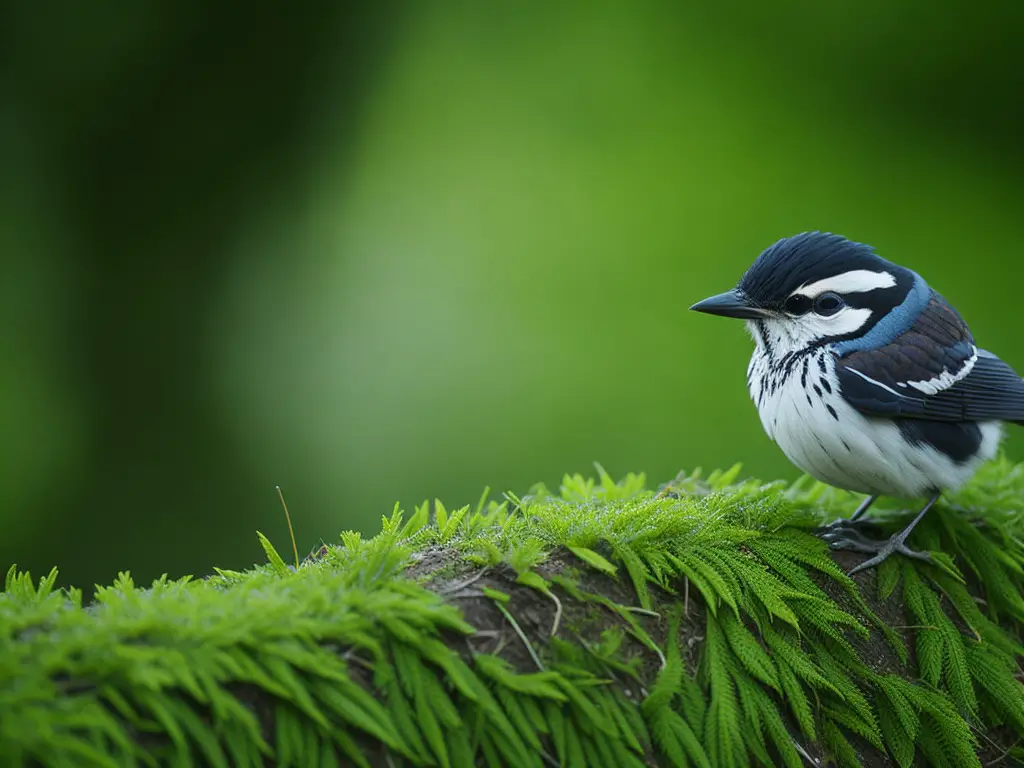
top-left (747, 347), bottom-right (1002, 498)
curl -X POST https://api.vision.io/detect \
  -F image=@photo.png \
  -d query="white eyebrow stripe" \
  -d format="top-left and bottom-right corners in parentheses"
top-left (792, 270), bottom-right (897, 297)
top-left (808, 307), bottom-right (872, 336)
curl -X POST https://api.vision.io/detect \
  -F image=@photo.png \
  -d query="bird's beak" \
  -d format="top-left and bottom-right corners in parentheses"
top-left (689, 289), bottom-right (772, 320)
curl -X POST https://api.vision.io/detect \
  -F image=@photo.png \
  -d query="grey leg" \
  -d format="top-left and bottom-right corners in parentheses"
top-left (821, 493), bottom-right (939, 576)
top-left (820, 494), bottom-right (878, 530)
top-left (849, 494), bottom-right (878, 523)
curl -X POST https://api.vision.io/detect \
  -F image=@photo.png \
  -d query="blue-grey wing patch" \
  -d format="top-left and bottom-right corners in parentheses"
top-left (835, 292), bottom-right (1024, 423)
top-left (840, 352), bottom-right (1024, 423)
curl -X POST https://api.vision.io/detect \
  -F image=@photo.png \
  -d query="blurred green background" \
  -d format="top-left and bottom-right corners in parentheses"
top-left (4, 3), bottom-right (1024, 591)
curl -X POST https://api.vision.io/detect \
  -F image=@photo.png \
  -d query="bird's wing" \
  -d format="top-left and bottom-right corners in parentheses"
top-left (834, 293), bottom-right (1024, 423)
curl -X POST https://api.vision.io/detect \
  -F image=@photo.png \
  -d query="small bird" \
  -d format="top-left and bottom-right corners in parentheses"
top-left (691, 232), bottom-right (1024, 574)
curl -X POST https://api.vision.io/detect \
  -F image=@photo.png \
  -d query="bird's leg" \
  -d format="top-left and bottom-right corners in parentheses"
top-left (848, 494), bottom-right (877, 524)
top-left (821, 494), bottom-right (940, 576)
top-left (820, 494), bottom-right (878, 530)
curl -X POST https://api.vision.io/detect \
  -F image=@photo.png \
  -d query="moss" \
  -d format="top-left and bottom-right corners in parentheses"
top-left (3, 459), bottom-right (1024, 766)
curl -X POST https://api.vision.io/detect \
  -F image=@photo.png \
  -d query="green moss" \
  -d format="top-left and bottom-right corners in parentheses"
top-left (4, 459), bottom-right (1024, 766)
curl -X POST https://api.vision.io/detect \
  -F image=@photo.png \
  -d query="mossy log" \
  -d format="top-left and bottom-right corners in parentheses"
top-left (4, 461), bottom-right (1024, 767)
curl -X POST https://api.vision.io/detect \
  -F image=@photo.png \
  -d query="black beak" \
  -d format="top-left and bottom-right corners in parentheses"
top-left (689, 289), bottom-right (772, 320)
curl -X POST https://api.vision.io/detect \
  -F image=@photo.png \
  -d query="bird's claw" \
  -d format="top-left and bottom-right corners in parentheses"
top-left (821, 528), bottom-right (931, 576)
top-left (819, 526), bottom-right (878, 551)
top-left (846, 543), bottom-right (931, 576)
top-left (818, 516), bottom-right (877, 533)
top-left (815, 520), bottom-right (864, 536)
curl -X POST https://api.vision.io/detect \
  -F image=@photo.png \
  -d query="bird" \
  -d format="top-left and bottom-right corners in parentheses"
top-left (690, 231), bottom-right (1024, 575)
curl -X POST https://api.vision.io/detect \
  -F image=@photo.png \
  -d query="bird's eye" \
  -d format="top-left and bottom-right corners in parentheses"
top-left (784, 294), bottom-right (812, 316)
top-left (814, 292), bottom-right (845, 316)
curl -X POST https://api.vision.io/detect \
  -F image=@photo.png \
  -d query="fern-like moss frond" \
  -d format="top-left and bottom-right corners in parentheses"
top-left (4, 460), bottom-right (1024, 765)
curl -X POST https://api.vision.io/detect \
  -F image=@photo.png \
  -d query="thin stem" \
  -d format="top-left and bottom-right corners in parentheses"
top-left (792, 739), bottom-right (819, 767)
top-left (437, 568), bottom-right (490, 595)
top-left (547, 590), bottom-right (563, 637)
top-left (495, 602), bottom-right (545, 671)
top-left (275, 485), bottom-right (300, 570)
top-left (983, 740), bottom-right (1018, 766)
top-left (620, 606), bottom-right (661, 618)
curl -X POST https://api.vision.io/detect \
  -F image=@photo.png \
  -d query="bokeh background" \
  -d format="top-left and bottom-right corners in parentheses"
top-left (4, 3), bottom-right (1024, 592)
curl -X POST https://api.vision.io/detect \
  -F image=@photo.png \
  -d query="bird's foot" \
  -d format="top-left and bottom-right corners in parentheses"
top-left (818, 525), bottom-right (879, 550)
top-left (817, 494), bottom-right (879, 533)
top-left (820, 527), bottom-right (931, 576)
top-left (818, 515), bottom-right (876, 533)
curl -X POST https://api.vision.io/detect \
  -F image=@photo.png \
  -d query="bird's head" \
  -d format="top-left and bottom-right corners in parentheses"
top-left (691, 232), bottom-right (920, 357)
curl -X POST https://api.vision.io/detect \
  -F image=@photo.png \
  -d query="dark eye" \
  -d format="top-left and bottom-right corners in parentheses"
top-left (814, 292), bottom-right (845, 316)
top-left (784, 294), bottom-right (812, 316)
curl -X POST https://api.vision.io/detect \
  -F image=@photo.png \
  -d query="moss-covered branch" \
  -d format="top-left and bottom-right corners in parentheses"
top-left (4, 460), bottom-right (1024, 767)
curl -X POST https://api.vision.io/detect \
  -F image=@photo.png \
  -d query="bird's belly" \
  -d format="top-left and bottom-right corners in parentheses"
top-left (749, 351), bottom-right (1002, 497)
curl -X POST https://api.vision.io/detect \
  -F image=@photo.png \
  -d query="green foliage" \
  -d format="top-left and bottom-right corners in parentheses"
top-left (4, 460), bottom-right (1024, 765)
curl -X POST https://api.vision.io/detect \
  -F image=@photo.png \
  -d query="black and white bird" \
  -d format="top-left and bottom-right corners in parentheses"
top-left (691, 231), bottom-right (1024, 574)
